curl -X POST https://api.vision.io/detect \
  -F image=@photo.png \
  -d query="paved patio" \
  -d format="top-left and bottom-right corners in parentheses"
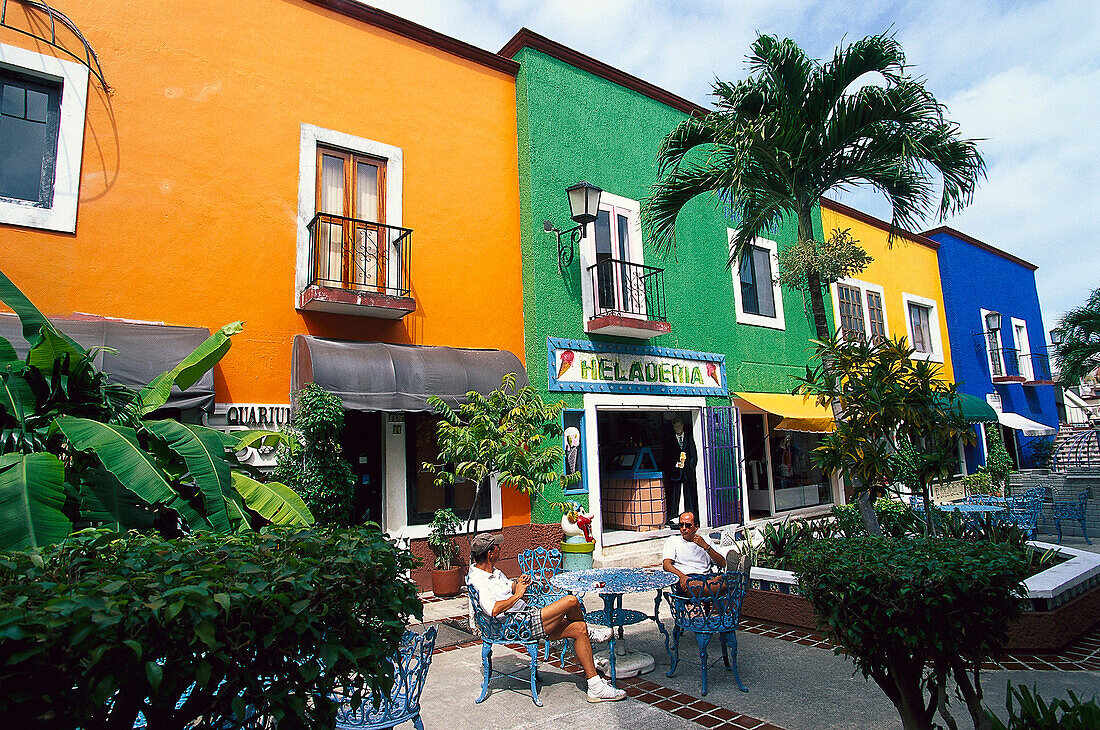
top-left (412, 557), bottom-right (1099, 729)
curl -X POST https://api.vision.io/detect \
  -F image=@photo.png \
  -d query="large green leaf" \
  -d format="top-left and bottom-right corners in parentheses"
top-left (55, 417), bottom-right (177, 506)
top-left (0, 370), bottom-right (33, 424)
top-left (77, 468), bottom-right (157, 531)
top-left (224, 490), bottom-right (252, 533)
top-left (0, 270), bottom-right (85, 360)
top-left (142, 421), bottom-right (232, 532)
top-left (0, 336), bottom-right (16, 363)
top-left (0, 452), bottom-right (71, 550)
top-left (136, 321), bottom-right (243, 415)
top-left (230, 472), bottom-right (313, 526)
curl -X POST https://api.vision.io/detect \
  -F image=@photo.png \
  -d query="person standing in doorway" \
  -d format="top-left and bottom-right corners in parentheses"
top-left (663, 416), bottom-right (698, 526)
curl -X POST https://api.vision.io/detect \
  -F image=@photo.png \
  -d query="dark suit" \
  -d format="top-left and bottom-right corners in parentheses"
top-left (663, 424), bottom-right (699, 521)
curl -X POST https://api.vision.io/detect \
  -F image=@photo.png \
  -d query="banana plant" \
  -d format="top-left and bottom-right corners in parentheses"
top-left (0, 270), bottom-right (313, 550)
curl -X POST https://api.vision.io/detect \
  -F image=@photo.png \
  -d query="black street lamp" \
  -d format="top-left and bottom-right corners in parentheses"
top-left (984, 311), bottom-right (1002, 333)
top-left (544, 181), bottom-right (602, 272)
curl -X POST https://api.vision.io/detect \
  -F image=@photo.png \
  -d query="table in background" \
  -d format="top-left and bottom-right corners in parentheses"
top-left (550, 567), bottom-right (677, 686)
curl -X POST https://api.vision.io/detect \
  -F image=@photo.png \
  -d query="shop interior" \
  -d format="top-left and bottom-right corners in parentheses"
top-left (741, 412), bottom-right (831, 519)
top-left (595, 409), bottom-right (696, 541)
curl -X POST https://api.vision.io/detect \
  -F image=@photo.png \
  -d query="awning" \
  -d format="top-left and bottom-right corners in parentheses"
top-left (0, 314), bottom-right (215, 411)
top-left (735, 392), bottom-right (835, 433)
top-left (997, 410), bottom-right (1056, 436)
top-left (935, 393), bottom-right (999, 424)
top-left (292, 335), bottom-right (528, 412)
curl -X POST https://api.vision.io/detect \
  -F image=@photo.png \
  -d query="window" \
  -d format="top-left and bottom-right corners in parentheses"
top-left (901, 293), bottom-right (944, 362)
top-left (295, 124), bottom-right (403, 300)
top-left (315, 146), bottom-right (387, 291)
top-left (405, 413), bottom-right (488, 525)
top-left (830, 279), bottom-right (887, 343)
top-left (730, 231), bottom-right (785, 330)
top-left (981, 309), bottom-right (1005, 377)
top-left (1011, 317), bottom-right (1033, 381)
top-left (908, 302), bottom-right (932, 353)
top-left (0, 43), bottom-right (89, 233)
top-left (580, 191), bottom-right (645, 321)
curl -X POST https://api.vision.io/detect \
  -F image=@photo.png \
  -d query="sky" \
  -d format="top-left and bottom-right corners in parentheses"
top-left (366, 0), bottom-right (1098, 339)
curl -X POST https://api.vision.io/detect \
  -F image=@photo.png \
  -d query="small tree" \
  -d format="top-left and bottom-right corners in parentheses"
top-left (423, 373), bottom-right (578, 534)
top-left (427, 508), bottom-right (461, 570)
top-left (796, 335), bottom-right (975, 534)
top-left (1052, 285), bottom-right (1100, 386)
top-left (272, 383), bottom-right (356, 525)
top-left (983, 424), bottom-right (1014, 494)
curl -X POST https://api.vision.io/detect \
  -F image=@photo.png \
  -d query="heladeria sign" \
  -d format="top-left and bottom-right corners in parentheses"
top-left (547, 338), bottom-right (727, 395)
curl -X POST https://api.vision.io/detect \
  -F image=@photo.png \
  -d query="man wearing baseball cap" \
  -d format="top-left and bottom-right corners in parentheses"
top-left (467, 533), bottom-right (625, 702)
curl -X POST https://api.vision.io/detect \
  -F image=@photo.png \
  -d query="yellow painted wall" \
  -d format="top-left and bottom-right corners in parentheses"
top-left (821, 202), bottom-right (955, 381)
top-left (0, 0), bottom-right (526, 406)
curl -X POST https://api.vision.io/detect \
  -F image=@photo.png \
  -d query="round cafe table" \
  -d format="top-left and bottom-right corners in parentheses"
top-left (550, 567), bottom-right (677, 686)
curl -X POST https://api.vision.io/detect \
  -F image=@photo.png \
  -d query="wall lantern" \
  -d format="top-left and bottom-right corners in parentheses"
top-left (984, 311), bottom-right (1002, 333)
top-left (544, 181), bottom-right (602, 273)
top-left (1050, 328), bottom-right (1064, 346)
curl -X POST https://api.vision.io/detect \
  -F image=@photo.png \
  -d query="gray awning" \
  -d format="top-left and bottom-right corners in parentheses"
top-left (292, 335), bottom-right (528, 412)
top-left (0, 314), bottom-right (216, 412)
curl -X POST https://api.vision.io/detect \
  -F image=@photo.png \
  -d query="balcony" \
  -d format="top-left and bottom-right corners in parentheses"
top-left (989, 347), bottom-right (1025, 383)
top-left (1020, 351), bottom-right (1055, 386)
top-left (585, 259), bottom-right (671, 339)
top-left (298, 213), bottom-right (415, 319)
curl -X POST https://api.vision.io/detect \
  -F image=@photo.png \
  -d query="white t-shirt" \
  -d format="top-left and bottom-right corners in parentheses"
top-left (467, 565), bottom-right (527, 615)
top-left (663, 533), bottom-right (717, 575)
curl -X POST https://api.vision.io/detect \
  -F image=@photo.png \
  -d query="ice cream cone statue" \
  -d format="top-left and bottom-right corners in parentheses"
top-left (557, 349), bottom-right (575, 378)
top-left (706, 361), bottom-right (720, 385)
top-left (561, 500), bottom-right (594, 543)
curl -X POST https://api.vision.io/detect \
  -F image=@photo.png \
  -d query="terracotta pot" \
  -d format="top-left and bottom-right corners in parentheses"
top-left (431, 566), bottom-right (464, 597)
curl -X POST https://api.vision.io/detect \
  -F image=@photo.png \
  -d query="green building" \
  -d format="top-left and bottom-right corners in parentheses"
top-left (502, 30), bottom-right (839, 555)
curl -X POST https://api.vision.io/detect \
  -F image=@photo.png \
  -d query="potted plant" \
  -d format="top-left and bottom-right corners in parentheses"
top-left (428, 508), bottom-right (463, 597)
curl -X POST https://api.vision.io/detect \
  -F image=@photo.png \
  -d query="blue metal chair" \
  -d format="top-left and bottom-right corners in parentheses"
top-left (329, 626), bottom-right (438, 729)
top-left (1054, 491), bottom-right (1092, 545)
top-left (468, 582), bottom-right (545, 706)
top-left (664, 571), bottom-right (749, 696)
top-left (1004, 491), bottom-right (1042, 539)
top-left (517, 547), bottom-right (579, 666)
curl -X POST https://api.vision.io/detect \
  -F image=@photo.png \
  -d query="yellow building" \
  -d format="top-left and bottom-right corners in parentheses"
top-left (821, 199), bottom-right (954, 382)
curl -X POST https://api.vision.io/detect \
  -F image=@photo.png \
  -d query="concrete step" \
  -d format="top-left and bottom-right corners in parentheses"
top-left (595, 533), bottom-right (667, 569)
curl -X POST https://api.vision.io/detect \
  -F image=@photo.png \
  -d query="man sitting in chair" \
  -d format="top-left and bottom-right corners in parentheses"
top-left (466, 533), bottom-right (625, 703)
top-left (662, 511), bottom-right (727, 594)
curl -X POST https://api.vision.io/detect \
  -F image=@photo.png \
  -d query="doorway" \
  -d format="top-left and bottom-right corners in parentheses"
top-left (342, 411), bottom-right (384, 525)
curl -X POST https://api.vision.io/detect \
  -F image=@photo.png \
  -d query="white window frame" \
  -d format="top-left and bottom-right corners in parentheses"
top-left (980, 307), bottom-right (1006, 378)
top-left (1011, 317), bottom-right (1033, 381)
top-left (579, 191), bottom-right (644, 323)
top-left (902, 293), bottom-right (944, 363)
top-left (295, 123), bottom-right (403, 306)
top-left (829, 278), bottom-right (888, 343)
top-left (730, 230), bottom-right (785, 330)
top-left (0, 42), bottom-right (88, 233)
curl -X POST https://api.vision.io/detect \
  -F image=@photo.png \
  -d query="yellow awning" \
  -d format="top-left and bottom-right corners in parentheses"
top-left (735, 392), bottom-right (835, 433)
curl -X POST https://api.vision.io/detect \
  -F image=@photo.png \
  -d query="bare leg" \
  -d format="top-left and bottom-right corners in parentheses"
top-left (540, 596), bottom-right (597, 679)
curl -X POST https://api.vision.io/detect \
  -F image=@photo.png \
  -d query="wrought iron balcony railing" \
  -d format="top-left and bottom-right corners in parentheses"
top-left (587, 258), bottom-right (667, 322)
top-left (1020, 351), bottom-right (1054, 384)
top-left (989, 346), bottom-right (1023, 381)
top-left (307, 213), bottom-right (412, 298)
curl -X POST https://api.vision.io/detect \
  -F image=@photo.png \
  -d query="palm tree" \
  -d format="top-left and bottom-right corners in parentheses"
top-left (1054, 286), bottom-right (1100, 386)
top-left (643, 32), bottom-right (985, 342)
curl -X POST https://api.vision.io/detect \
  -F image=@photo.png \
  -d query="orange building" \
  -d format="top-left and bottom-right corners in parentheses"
top-left (0, 0), bottom-right (529, 547)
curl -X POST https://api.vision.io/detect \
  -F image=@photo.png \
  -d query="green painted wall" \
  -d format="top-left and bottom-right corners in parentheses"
top-left (513, 47), bottom-right (830, 522)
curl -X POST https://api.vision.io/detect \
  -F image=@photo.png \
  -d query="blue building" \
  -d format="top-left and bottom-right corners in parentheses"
top-left (926, 226), bottom-right (1059, 472)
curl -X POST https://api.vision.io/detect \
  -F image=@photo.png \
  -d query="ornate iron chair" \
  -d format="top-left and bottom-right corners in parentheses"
top-left (468, 582), bottom-right (545, 706)
top-left (1004, 490), bottom-right (1043, 539)
top-left (1053, 491), bottom-right (1092, 545)
top-left (329, 626), bottom-right (438, 730)
top-left (664, 571), bottom-right (749, 696)
top-left (517, 547), bottom-right (580, 665)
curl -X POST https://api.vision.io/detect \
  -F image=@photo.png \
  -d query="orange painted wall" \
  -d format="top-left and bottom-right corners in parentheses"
top-left (821, 203), bottom-right (955, 382)
top-left (0, 0), bottom-right (526, 411)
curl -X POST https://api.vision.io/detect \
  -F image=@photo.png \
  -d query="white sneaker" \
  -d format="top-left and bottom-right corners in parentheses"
top-left (587, 677), bottom-right (627, 703)
top-left (587, 624), bottom-right (612, 643)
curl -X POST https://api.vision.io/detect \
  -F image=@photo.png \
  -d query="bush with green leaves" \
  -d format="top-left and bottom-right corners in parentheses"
top-left (960, 469), bottom-right (998, 497)
top-left (832, 499), bottom-right (918, 538)
top-left (427, 507), bottom-right (461, 569)
top-left (987, 682), bottom-right (1100, 729)
top-left (0, 526), bottom-right (420, 729)
top-left (983, 424), bottom-right (1014, 493)
top-left (795, 537), bottom-right (1031, 730)
top-left (1021, 435), bottom-right (1057, 470)
top-left (271, 383), bottom-right (356, 525)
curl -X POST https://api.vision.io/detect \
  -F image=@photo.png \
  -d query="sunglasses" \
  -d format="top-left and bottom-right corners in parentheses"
top-left (677, 522), bottom-right (695, 529)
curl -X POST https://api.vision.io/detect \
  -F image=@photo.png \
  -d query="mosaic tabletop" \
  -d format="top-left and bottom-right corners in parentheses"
top-left (551, 567), bottom-right (677, 595)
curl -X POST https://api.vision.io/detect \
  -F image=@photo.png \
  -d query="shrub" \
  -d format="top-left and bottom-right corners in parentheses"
top-left (831, 499), bottom-right (918, 538)
top-left (961, 469), bottom-right (998, 497)
top-left (987, 682), bottom-right (1100, 729)
top-left (984, 424), bottom-right (1014, 493)
top-left (1021, 436), bottom-right (1057, 470)
top-left (758, 519), bottom-right (811, 570)
top-left (0, 526), bottom-right (420, 729)
top-left (794, 537), bottom-right (1031, 730)
top-left (427, 508), bottom-right (461, 569)
top-left (272, 383), bottom-right (356, 525)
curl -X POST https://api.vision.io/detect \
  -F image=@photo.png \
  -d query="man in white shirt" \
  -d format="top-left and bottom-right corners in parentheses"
top-left (467, 533), bottom-right (625, 703)
top-left (662, 511), bottom-right (727, 594)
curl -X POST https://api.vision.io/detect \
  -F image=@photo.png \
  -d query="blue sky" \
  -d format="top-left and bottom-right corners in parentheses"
top-left (367, 0), bottom-right (1099, 338)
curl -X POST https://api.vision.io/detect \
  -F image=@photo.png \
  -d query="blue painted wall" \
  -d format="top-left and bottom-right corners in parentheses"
top-left (930, 229), bottom-right (1059, 471)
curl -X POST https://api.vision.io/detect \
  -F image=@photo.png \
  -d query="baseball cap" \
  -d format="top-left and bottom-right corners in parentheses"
top-left (470, 533), bottom-right (501, 558)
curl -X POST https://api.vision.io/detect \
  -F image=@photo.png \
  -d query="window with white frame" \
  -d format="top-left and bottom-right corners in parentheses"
top-left (980, 308), bottom-right (1006, 378)
top-left (1011, 317), bottom-right (1033, 381)
top-left (0, 43), bottom-right (89, 233)
top-left (295, 124), bottom-right (403, 301)
top-left (830, 279), bottom-right (888, 343)
top-left (902, 293), bottom-right (944, 362)
top-left (579, 192), bottom-right (645, 321)
top-left (730, 230), bottom-right (785, 330)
